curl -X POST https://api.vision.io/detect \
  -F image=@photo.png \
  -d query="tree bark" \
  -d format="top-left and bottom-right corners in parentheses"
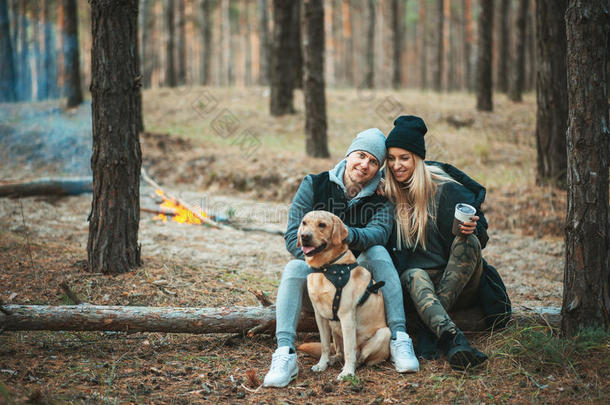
top-left (61, 0), bottom-right (82, 107)
top-left (42, 0), bottom-right (59, 99)
top-left (176, 0), bottom-right (186, 85)
top-left (199, 0), bottom-right (212, 85)
top-left (342, 0), bottom-right (354, 86)
top-left (496, 0), bottom-right (510, 92)
top-left (562, 0), bottom-right (609, 336)
top-left (0, 304), bottom-right (560, 334)
top-left (476, 0), bottom-right (494, 111)
top-left (302, 0), bottom-right (329, 158)
top-left (418, 0), bottom-right (427, 89)
top-left (164, 0), bottom-right (176, 87)
top-left (433, 0), bottom-right (443, 92)
top-left (89, 0), bottom-right (142, 275)
top-left (243, 0), bottom-right (252, 86)
top-left (270, 0), bottom-right (298, 115)
top-left (17, 0), bottom-right (31, 101)
top-left (462, 0), bottom-right (473, 91)
top-left (0, 177), bottom-right (92, 198)
top-left (508, 0), bottom-right (528, 102)
top-left (257, 0), bottom-right (270, 85)
top-left (535, 0), bottom-right (568, 187)
top-left (140, 0), bottom-right (153, 88)
top-left (221, 0), bottom-right (231, 85)
top-left (363, 0), bottom-right (375, 89)
top-left (0, 0), bottom-right (16, 102)
top-left (391, 0), bottom-right (402, 89)
top-left (32, 3), bottom-right (43, 101)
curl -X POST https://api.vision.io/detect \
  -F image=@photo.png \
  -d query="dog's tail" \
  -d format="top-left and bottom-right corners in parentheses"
top-left (297, 342), bottom-right (322, 359)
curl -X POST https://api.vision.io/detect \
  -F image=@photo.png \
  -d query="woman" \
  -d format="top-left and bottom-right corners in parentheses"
top-left (382, 115), bottom-right (509, 370)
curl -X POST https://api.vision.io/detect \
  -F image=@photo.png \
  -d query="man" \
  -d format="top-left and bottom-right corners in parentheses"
top-left (263, 129), bottom-right (419, 388)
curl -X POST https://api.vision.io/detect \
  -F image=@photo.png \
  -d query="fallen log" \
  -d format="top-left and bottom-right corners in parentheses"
top-left (0, 304), bottom-right (560, 335)
top-left (0, 178), bottom-right (92, 198)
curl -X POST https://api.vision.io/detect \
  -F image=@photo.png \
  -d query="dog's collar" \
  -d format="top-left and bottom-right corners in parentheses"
top-left (309, 250), bottom-right (350, 272)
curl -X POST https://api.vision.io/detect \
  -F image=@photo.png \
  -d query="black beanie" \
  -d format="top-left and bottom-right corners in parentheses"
top-left (385, 115), bottom-right (427, 159)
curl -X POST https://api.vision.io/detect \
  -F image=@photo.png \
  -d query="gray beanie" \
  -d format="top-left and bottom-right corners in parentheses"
top-left (345, 128), bottom-right (387, 164)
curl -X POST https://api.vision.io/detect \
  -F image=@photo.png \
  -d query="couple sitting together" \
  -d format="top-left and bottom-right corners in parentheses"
top-left (263, 115), bottom-right (510, 387)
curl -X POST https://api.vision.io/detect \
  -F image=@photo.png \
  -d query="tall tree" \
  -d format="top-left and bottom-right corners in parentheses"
top-left (391, 0), bottom-right (402, 88)
top-left (302, 0), bottom-right (329, 158)
top-left (243, 0), bottom-right (252, 85)
top-left (562, 0), bottom-right (609, 336)
top-left (535, 0), bottom-right (567, 186)
top-left (61, 0), bottom-right (82, 107)
top-left (418, 0), bottom-right (427, 88)
top-left (258, 0), bottom-right (270, 85)
top-left (363, 0), bottom-right (375, 88)
top-left (290, 0), bottom-right (303, 89)
top-left (17, 0), bottom-right (31, 101)
top-left (433, 0), bottom-right (443, 91)
top-left (89, 0), bottom-right (142, 275)
top-left (199, 0), bottom-right (212, 85)
top-left (32, 3), bottom-right (43, 100)
top-left (476, 0), bottom-right (494, 111)
top-left (140, 0), bottom-right (154, 88)
top-left (269, 0), bottom-right (299, 115)
top-left (462, 0), bottom-right (473, 90)
top-left (220, 0), bottom-right (231, 85)
top-left (41, 0), bottom-right (58, 99)
top-left (176, 0), bottom-right (186, 85)
top-left (496, 0), bottom-right (510, 92)
top-left (0, 0), bottom-right (16, 102)
top-left (342, 0), bottom-right (354, 86)
top-left (164, 0), bottom-right (176, 87)
top-left (508, 0), bottom-right (528, 101)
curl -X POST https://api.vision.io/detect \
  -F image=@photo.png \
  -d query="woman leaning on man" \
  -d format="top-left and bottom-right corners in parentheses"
top-left (382, 115), bottom-right (511, 370)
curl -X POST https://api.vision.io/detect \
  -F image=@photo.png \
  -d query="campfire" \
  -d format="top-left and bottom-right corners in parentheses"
top-left (153, 189), bottom-right (208, 225)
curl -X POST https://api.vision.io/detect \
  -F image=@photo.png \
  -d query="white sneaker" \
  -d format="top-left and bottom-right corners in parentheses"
top-left (390, 331), bottom-right (419, 373)
top-left (263, 346), bottom-right (298, 387)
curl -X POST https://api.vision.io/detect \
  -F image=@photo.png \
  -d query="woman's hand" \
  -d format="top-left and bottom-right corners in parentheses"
top-left (460, 216), bottom-right (479, 235)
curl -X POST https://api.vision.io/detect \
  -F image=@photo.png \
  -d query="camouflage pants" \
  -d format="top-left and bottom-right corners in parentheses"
top-left (400, 234), bottom-right (483, 338)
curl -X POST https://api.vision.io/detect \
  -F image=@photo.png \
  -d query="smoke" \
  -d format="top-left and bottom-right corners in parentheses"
top-left (0, 101), bottom-right (92, 176)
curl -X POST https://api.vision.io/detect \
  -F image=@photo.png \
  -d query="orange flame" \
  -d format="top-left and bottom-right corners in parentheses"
top-left (153, 189), bottom-right (207, 225)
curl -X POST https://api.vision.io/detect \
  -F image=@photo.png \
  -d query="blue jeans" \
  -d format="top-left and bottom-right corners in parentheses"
top-left (275, 245), bottom-right (407, 349)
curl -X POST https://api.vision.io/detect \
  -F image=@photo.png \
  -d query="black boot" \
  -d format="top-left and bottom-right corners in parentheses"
top-left (438, 329), bottom-right (488, 370)
top-left (415, 327), bottom-right (439, 360)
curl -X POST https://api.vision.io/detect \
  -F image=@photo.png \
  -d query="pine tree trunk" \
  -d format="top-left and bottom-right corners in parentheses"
top-left (391, 0), bottom-right (402, 89)
top-left (432, 0), bottom-right (443, 91)
top-left (221, 0), bottom-right (231, 85)
top-left (418, 0), bottom-right (427, 89)
top-left (535, 0), bottom-right (567, 187)
top-left (562, 0), bottom-right (610, 337)
top-left (269, 0), bottom-right (298, 115)
top-left (61, 0), bottom-right (82, 107)
top-left (496, 0), bottom-right (510, 92)
top-left (200, 0), bottom-right (212, 85)
top-left (257, 0), bottom-right (270, 85)
top-left (476, 0), bottom-right (494, 111)
top-left (508, 0), bottom-right (528, 102)
top-left (290, 0), bottom-right (302, 89)
top-left (176, 0), bottom-right (186, 85)
top-left (89, 0), bottom-right (142, 275)
top-left (463, 0), bottom-right (473, 91)
top-left (140, 0), bottom-right (154, 88)
top-left (18, 0), bottom-right (31, 101)
top-left (32, 3), bottom-right (43, 101)
top-left (164, 0), bottom-right (176, 87)
top-left (0, 0), bottom-right (16, 101)
top-left (342, 0), bottom-right (354, 86)
top-left (526, 0), bottom-right (536, 91)
top-left (42, 0), bottom-right (58, 99)
top-left (243, 0), bottom-right (252, 86)
top-left (332, 0), bottom-right (343, 87)
top-left (363, 0), bottom-right (375, 89)
top-left (302, 0), bottom-right (329, 158)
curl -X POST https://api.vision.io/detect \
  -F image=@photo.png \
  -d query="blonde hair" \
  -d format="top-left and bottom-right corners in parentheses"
top-left (385, 156), bottom-right (456, 250)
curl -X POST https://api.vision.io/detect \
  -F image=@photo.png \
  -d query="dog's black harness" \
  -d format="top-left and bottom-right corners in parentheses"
top-left (310, 251), bottom-right (385, 321)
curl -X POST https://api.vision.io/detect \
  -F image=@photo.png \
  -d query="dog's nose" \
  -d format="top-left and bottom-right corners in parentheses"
top-left (300, 233), bottom-right (312, 244)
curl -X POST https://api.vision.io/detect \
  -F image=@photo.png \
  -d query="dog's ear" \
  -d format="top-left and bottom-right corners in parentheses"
top-left (331, 215), bottom-right (348, 246)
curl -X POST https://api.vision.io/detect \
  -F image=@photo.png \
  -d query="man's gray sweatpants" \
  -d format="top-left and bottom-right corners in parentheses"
top-left (275, 245), bottom-right (407, 350)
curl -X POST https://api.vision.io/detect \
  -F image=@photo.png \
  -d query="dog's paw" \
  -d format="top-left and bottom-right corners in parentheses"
top-left (311, 362), bottom-right (328, 372)
top-left (337, 368), bottom-right (355, 380)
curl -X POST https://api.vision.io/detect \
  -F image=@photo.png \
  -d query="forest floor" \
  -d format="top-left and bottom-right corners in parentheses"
top-left (0, 87), bottom-right (608, 404)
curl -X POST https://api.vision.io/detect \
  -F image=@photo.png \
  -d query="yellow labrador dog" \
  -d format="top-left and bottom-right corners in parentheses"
top-left (297, 211), bottom-right (390, 380)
